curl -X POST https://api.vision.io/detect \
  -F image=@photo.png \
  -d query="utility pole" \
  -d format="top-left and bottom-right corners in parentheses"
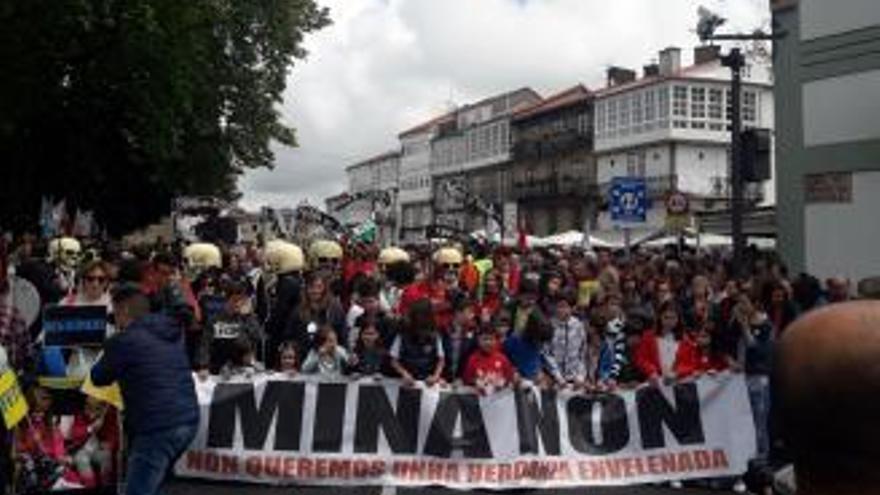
top-left (722, 48), bottom-right (746, 273)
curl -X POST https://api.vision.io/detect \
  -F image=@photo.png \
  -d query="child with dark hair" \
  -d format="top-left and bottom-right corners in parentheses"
top-left (301, 325), bottom-right (351, 378)
top-left (196, 280), bottom-right (264, 377)
top-left (635, 300), bottom-right (684, 386)
top-left (442, 296), bottom-right (477, 383)
top-left (389, 298), bottom-right (445, 387)
top-left (351, 315), bottom-right (388, 377)
top-left (463, 326), bottom-right (517, 395)
top-left (277, 341), bottom-right (298, 377)
top-left (546, 289), bottom-right (587, 387)
top-left (220, 335), bottom-right (265, 379)
top-left (674, 327), bottom-right (728, 379)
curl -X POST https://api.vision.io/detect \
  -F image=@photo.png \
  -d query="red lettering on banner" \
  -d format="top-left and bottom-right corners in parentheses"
top-left (659, 453), bottom-right (677, 472)
top-left (298, 458), bottom-right (314, 478)
top-left (558, 461), bottom-right (573, 481)
top-left (446, 462), bottom-right (459, 483)
top-left (205, 452), bottom-right (220, 473)
top-left (485, 463), bottom-right (498, 483)
top-left (265, 457), bottom-right (282, 477)
top-left (633, 457), bottom-right (646, 476)
top-left (329, 459), bottom-right (352, 478)
top-left (590, 461), bottom-right (606, 480)
top-left (315, 459), bottom-right (329, 478)
top-left (621, 458), bottom-right (634, 477)
top-left (353, 460), bottom-right (370, 477)
top-left (283, 458), bottom-right (297, 478)
top-left (712, 449), bottom-right (729, 469)
top-left (245, 456), bottom-right (263, 477)
top-left (467, 463), bottom-right (481, 482)
top-left (604, 459), bottom-right (621, 479)
top-left (677, 452), bottom-right (694, 472)
top-left (185, 451), bottom-right (202, 470)
top-left (221, 455), bottom-right (238, 475)
top-left (499, 463), bottom-right (512, 483)
top-left (694, 450), bottom-right (711, 470)
top-left (370, 461), bottom-right (385, 477)
top-left (646, 455), bottom-right (662, 475)
top-left (428, 462), bottom-right (444, 481)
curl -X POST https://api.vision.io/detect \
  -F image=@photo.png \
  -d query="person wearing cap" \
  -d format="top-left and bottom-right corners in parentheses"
top-left (398, 247), bottom-right (463, 332)
top-left (90, 283), bottom-right (198, 495)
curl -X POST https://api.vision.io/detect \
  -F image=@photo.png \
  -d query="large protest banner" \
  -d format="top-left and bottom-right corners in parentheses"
top-left (176, 374), bottom-right (755, 489)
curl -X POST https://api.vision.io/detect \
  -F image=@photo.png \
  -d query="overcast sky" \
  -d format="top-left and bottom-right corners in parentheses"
top-left (238, 0), bottom-right (769, 210)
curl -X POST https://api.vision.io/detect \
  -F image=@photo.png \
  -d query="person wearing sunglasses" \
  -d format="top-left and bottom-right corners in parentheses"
top-left (62, 260), bottom-right (112, 309)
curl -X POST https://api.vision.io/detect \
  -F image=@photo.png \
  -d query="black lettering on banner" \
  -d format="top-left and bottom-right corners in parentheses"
top-left (514, 388), bottom-right (561, 455)
top-left (636, 382), bottom-right (705, 449)
top-left (313, 383), bottom-right (347, 453)
top-left (424, 392), bottom-right (492, 458)
top-left (354, 385), bottom-right (421, 454)
top-left (207, 381), bottom-right (304, 450)
top-left (567, 394), bottom-right (629, 454)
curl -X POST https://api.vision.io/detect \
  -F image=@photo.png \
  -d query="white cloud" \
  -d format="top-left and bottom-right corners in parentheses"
top-left (239, 0), bottom-right (769, 210)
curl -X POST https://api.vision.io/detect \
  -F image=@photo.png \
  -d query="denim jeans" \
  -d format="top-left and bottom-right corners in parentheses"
top-left (124, 422), bottom-right (198, 495)
top-left (747, 374), bottom-right (771, 461)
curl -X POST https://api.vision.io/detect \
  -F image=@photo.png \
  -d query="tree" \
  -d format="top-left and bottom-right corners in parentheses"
top-left (0, 0), bottom-right (330, 235)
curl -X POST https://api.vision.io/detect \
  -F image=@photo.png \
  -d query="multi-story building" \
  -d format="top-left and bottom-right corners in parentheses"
top-left (772, 0), bottom-right (880, 282)
top-left (593, 46), bottom-right (775, 238)
top-left (509, 85), bottom-right (596, 236)
top-left (398, 113), bottom-right (454, 243)
top-left (326, 151), bottom-right (401, 244)
top-left (429, 88), bottom-right (542, 233)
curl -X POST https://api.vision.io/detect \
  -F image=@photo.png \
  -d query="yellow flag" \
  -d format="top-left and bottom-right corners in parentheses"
top-left (0, 370), bottom-right (28, 429)
top-left (81, 375), bottom-right (124, 411)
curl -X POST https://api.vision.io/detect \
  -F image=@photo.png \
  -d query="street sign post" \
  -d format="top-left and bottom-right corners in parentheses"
top-left (610, 177), bottom-right (647, 256)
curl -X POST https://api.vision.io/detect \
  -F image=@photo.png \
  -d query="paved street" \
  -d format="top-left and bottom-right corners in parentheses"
top-left (166, 479), bottom-right (724, 495)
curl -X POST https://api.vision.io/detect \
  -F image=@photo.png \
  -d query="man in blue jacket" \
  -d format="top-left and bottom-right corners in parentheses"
top-left (92, 283), bottom-right (199, 495)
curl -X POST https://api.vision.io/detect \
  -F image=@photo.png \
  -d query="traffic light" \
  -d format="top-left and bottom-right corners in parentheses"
top-left (740, 128), bottom-right (771, 182)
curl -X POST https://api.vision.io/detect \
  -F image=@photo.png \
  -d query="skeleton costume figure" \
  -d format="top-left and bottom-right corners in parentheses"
top-left (399, 247), bottom-right (463, 333)
top-left (377, 247), bottom-right (410, 314)
top-left (308, 239), bottom-right (344, 297)
top-left (48, 237), bottom-right (82, 297)
top-left (260, 240), bottom-right (305, 368)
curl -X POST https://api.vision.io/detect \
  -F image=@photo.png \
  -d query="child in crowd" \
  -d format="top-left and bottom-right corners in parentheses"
top-left (301, 326), bottom-right (351, 378)
top-left (463, 326), bottom-right (517, 395)
top-left (16, 386), bottom-right (79, 492)
top-left (277, 341), bottom-right (298, 377)
top-left (196, 280), bottom-right (264, 377)
top-left (503, 310), bottom-right (557, 386)
top-left (546, 290), bottom-right (587, 388)
top-left (635, 301), bottom-right (684, 386)
top-left (68, 396), bottom-right (119, 488)
top-left (491, 309), bottom-right (513, 341)
top-left (674, 327), bottom-right (728, 379)
top-left (220, 335), bottom-right (265, 379)
top-left (389, 298), bottom-right (445, 387)
top-left (511, 279), bottom-right (540, 336)
top-left (351, 315), bottom-right (388, 377)
top-left (442, 296), bottom-right (477, 384)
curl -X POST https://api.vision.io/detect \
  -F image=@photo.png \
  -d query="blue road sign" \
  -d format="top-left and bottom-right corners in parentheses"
top-left (610, 177), bottom-right (647, 223)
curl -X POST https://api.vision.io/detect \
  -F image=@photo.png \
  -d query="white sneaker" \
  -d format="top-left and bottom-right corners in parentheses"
top-left (670, 480), bottom-right (683, 489)
top-left (733, 479), bottom-right (748, 493)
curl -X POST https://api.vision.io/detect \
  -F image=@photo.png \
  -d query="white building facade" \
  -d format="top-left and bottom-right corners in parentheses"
top-left (593, 47), bottom-right (775, 237)
top-left (397, 114), bottom-right (452, 243)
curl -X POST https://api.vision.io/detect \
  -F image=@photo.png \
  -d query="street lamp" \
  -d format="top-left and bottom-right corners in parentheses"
top-left (696, 7), bottom-right (784, 275)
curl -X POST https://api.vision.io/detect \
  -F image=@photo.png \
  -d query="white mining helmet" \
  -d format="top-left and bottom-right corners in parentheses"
top-left (432, 247), bottom-right (463, 266)
top-left (264, 240), bottom-right (305, 274)
top-left (49, 237), bottom-right (82, 269)
top-left (309, 239), bottom-right (343, 264)
top-left (378, 247), bottom-right (410, 266)
top-left (183, 243), bottom-right (222, 277)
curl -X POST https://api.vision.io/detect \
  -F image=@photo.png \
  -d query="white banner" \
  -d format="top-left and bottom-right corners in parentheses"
top-left (175, 373), bottom-right (755, 489)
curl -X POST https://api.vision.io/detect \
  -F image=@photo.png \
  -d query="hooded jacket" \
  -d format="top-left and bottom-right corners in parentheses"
top-left (91, 313), bottom-right (198, 435)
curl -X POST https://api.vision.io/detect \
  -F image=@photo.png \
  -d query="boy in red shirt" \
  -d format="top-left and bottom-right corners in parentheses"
top-left (463, 326), bottom-right (518, 395)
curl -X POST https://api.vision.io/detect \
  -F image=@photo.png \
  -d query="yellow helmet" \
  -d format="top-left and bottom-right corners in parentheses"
top-left (183, 243), bottom-right (222, 274)
top-left (264, 240), bottom-right (305, 274)
top-left (433, 247), bottom-right (463, 266)
top-left (378, 247), bottom-right (410, 265)
top-left (309, 239), bottom-right (343, 261)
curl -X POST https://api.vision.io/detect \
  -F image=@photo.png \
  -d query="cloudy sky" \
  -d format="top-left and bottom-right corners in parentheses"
top-left (238, 0), bottom-right (769, 210)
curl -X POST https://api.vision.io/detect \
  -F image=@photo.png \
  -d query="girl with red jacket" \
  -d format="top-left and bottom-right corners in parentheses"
top-left (634, 301), bottom-right (684, 386)
top-left (674, 327), bottom-right (728, 379)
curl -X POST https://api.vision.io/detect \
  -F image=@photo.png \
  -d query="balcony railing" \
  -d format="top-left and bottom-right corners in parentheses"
top-left (512, 176), bottom-right (598, 201)
top-left (512, 130), bottom-right (593, 160)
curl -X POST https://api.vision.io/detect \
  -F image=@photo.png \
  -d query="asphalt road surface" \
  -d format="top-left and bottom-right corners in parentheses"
top-left (166, 480), bottom-right (726, 495)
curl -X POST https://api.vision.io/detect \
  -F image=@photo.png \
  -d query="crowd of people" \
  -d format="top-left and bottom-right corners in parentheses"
top-left (0, 232), bottom-right (869, 493)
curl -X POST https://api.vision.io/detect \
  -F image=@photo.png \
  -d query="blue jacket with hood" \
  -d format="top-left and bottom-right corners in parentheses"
top-left (91, 312), bottom-right (199, 435)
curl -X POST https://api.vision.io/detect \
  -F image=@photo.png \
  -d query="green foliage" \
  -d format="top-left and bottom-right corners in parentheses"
top-left (0, 0), bottom-right (330, 235)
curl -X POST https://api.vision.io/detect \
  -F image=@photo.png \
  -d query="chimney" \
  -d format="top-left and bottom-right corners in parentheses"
top-left (606, 66), bottom-right (637, 87)
top-left (694, 45), bottom-right (721, 65)
top-left (643, 64), bottom-right (660, 78)
top-left (658, 47), bottom-right (682, 76)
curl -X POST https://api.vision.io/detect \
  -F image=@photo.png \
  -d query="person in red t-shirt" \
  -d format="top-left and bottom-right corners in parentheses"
top-left (398, 247), bottom-right (462, 332)
top-left (674, 327), bottom-right (728, 379)
top-left (463, 326), bottom-right (518, 395)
